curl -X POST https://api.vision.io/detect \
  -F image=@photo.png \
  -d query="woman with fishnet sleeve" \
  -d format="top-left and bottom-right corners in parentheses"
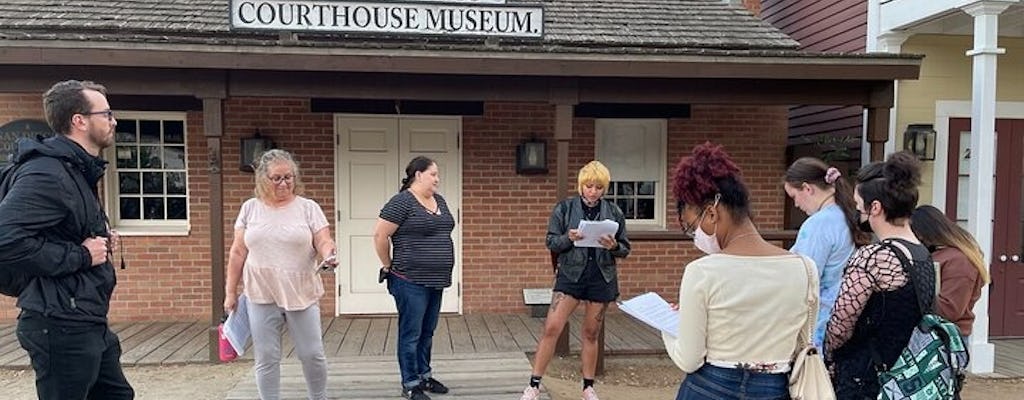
top-left (824, 152), bottom-right (933, 400)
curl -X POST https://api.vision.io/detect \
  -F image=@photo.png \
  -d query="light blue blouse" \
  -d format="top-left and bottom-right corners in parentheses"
top-left (790, 204), bottom-right (856, 349)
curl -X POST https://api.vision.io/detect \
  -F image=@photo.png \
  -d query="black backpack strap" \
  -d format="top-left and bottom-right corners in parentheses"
top-left (878, 239), bottom-right (936, 315)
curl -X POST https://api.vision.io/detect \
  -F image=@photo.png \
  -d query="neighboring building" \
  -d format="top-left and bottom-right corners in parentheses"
top-left (0, 1), bottom-right (917, 329)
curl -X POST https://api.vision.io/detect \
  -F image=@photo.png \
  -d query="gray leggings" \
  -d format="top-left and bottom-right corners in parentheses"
top-left (248, 302), bottom-right (327, 400)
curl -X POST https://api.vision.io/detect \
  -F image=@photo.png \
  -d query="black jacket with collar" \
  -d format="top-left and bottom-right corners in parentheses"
top-left (0, 135), bottom-right (116, 324)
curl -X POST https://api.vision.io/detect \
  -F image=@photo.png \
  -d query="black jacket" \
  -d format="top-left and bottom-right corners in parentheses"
top-left (545, 196), bottom-right (630, 283)
top-left (0, 135), bottom-right (116, 324)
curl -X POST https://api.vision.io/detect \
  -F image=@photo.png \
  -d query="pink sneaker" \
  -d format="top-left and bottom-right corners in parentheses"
top-left (581, 387), bottom-right (600, 400)
top-left (519, 386), bottom-right (541, 400)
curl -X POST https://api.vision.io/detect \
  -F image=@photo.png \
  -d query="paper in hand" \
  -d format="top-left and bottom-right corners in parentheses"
top-left (223, 294), bottom-right (251, 355)
top-left (573, 219), bottom-right (620, 248)
top-left (618, 292), bottom-right (679, 338)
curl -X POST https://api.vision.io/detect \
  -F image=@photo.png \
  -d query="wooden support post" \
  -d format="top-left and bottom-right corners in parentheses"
top-left (203, 97), bottom-right (225, 362)
top-left (866, 106), bottom-right (890, 162)
top-left (553, 102), bottom-right (573, 357)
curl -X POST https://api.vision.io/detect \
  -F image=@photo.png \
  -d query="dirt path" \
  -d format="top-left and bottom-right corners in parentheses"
top-left (0, 355), bottom-right (1020, 399)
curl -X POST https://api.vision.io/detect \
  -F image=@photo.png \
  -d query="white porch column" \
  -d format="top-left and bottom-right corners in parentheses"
top-left (961, 0), bottom-right (1012, 375)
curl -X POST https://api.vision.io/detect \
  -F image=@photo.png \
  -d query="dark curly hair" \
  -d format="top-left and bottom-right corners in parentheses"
top-left (856, 151), bottom-right (921, 222)
top-left (671, 142), bottom-right (751, 220)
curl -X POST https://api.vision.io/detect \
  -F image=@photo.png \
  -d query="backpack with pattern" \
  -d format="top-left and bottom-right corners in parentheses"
top-left (876, 241), bottom-right (969, 400)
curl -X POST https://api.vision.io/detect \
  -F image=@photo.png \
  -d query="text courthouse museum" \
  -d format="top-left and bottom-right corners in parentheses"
top-left (0, 0), bottom-right (920, 323)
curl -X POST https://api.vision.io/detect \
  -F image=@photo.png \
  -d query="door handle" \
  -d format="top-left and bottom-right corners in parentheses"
top-left (1013, 255), bottom-right (1021, 262)
top-left (999, 255), bottom-right (1008, 262)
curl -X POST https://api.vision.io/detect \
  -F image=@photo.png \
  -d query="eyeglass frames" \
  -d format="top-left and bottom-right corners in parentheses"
top-left (269, 175), bottom-right (295, 184)
top-left (81, 109), bottom-right (115, 121)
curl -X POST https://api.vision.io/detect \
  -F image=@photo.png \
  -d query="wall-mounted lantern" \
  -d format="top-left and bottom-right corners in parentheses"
top-left (240, 131), bottom-right (274, 172)
top-left (903, 124), bottom-right (936, 161)
top-left (516, 138), bottom-right (547, 175)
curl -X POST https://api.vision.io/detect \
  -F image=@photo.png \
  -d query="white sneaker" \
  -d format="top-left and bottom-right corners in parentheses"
top-left (519, 386), bottom-right (541, 400)
top-left (581, 387), bottom-right (600, 400)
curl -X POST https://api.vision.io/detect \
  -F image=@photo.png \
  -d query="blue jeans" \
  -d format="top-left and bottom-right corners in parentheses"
top-left (387, 275), bottom-right (443, 389)
top-left (676, 364), bottom-right (790, 400)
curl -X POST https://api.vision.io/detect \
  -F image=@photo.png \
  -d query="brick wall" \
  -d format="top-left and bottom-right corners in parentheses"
top-left (461, 103), bottom-right (788, 312)
top-left (1, 93), bottom-right (787, 321)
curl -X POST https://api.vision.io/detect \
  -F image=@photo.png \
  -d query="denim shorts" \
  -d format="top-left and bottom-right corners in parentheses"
top-left (676, 364), bottom-right (790, 400)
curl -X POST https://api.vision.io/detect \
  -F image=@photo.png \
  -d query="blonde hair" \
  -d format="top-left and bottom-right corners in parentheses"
top-left (577, 160), bottom-right (611, 194)
top-left (911, 205), bottom-right (991, 284)
top-left (253, 149), bottom-right (303, 202)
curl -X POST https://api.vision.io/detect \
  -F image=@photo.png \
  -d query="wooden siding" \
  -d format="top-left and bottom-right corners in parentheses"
top-left (761, 0), bottom-right (868, 150)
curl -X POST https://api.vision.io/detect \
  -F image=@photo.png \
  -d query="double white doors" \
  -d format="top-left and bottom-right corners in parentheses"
top-left (334, 115), bottom-right (461, 314)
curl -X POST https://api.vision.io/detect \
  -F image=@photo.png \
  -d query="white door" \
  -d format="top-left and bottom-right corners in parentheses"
top-left (335, 115), bottom-right (462, 314)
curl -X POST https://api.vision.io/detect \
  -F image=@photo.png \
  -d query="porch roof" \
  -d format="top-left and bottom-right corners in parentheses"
top-left (0, 0), bottom-right (922, 81)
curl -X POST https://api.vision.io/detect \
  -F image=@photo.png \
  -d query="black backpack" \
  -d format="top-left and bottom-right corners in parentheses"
top-left (0, 156), bottom-right (35, 297)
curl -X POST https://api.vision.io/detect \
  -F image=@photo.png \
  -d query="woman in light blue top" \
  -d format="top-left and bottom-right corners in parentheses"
top-left (783, 157), bottom-right (870, 348)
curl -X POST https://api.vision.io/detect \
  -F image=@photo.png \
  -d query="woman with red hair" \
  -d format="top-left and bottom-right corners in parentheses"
top-left (664, 142), bottom-right (815, 400)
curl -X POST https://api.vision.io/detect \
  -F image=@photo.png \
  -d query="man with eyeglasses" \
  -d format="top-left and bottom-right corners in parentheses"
top-left (0, 80), bottom-right (134, 399)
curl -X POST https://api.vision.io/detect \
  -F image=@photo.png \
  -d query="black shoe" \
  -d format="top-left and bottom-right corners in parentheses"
top-left (402, 386), bottom-right (431, 400)
top-left (421, 377), bottom-right (450, 394)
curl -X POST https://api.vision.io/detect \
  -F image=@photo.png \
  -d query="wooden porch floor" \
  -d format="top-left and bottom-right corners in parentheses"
top-left (1, 313), bottom-right (1022, 378)
top-left (0, 313), bottom-right (665, 368)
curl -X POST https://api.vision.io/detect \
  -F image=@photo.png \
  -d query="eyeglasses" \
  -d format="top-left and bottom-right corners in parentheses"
top-left (269, 175), bottom-right (294, 184)
top-left (679, 208), bottom-right (707, 238)
top-left (81, 109), bottom-right (115, 121)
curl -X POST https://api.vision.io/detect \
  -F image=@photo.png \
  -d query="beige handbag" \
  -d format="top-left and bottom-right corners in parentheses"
top-left (788, 257), bottom-right (836, 400)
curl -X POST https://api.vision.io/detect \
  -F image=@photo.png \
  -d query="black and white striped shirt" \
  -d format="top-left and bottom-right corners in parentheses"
top-left (380, 190), bottom-right (455, 288)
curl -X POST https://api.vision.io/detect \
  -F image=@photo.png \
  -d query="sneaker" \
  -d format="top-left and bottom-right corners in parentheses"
top-left (402, 386), bottom-right (431, 400)
top-left (581, 387), bottom-right (599, 400)
top-left (421, 377), bottom-right (449, 394)
top-left (519, 386), bottom-right (542, 400)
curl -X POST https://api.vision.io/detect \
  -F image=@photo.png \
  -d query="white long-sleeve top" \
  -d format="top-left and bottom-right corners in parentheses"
top-left (663, 254), bottom-right (816, 373)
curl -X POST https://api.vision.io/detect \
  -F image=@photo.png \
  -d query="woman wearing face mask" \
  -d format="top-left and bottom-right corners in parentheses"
top-left (520, 160), bottom-right (630, 400)
top-left (664, 142), bottom-right (815, 400)
top-left (825, 152), bottom-right (934, 400)
top-left (910, 205), bottom-right (989, 345)
top-left (784, 158), bottom-right (871, 349)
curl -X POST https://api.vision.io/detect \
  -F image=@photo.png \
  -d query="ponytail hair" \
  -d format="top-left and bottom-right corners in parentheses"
top-left (911, 205), bottom-right (990, 284)
top-left (400, 156), bottom-right (436, 192)
top-left (785, 157), bottom-right (871, 246)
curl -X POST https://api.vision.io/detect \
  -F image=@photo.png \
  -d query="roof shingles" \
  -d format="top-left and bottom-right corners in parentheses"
top-left (0, 0), bottom-right (800, 52)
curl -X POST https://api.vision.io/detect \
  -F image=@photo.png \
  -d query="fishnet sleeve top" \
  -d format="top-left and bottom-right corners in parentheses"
top-left (825, 243), bottom-right (909, 353)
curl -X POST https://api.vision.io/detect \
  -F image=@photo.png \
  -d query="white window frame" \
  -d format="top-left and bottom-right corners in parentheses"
top-left (594, 119), bottom-right (668, 230)
top-left (103, 111), bottom-right (190, 236)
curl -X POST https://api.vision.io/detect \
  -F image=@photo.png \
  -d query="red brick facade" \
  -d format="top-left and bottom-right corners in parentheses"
top-left (0, 94), bottom-right (787, 321)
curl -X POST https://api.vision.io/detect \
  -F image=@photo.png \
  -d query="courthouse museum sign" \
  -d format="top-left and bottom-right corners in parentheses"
top-left (231, 0), bottom-right (544, 38)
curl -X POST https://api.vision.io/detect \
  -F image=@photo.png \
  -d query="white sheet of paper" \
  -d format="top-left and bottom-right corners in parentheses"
top-left (223, 293), bottom-right (251, 356)
top-left (572, 219), bottom-right (619, 248)
top-left (618, 292), bottom-right (679, 338)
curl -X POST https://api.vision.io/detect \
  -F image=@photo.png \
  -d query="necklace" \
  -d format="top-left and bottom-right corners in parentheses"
top-left (409, 188), bottom-right (440, 215)
top-left (723, 231), bottom-right (759, 248)
top-left (815, 193), bottom-right (835, 213)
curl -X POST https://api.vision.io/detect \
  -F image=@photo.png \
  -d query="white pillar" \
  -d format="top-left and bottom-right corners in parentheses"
top-left (961, 0), bottom-right (1012, 375)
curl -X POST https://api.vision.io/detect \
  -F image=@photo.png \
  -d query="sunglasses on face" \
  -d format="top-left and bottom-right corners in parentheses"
top-left (269, 175), bottom-right (294, 184)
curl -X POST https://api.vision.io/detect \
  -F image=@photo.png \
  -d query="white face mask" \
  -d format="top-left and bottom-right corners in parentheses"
top-left (693, 222), bottom-right (721, 255)
top-left (691, 195), bottom-right (722, 255)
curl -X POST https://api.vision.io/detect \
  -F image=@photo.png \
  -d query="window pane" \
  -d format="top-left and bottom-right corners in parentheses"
top-left (166, 172), bottom-right (186, 195)
top-left (139, 120), bottom-right (161, 143)
top-left (115, 146), bottom-right (137, 169)
top-left (143, 172), bottom-right (164, 194)
top-left (119, 197), bottom-right (140, 220)
top-left (167, 197), bottom-right (188, 220)
top-left (637, 199), bottom-right (655, 219)
top-left (116, 121), bottom-right (137, 143)
top-left (616, 182), bottom-right (635, 196)
top-left (119, 172), bottom-right (140, 194)
top-left (616, 198), bottom-right (634, 219)
top-left (144, 197), bottom-right (164, 219)
top-left (163, 146), bottom-right (185, 169)
top-left (606, 184), bottom-right (615, 196)
top-left (140, 146), bottom-right (162, 168)
top-left (638, 181), bottom-right (655, 195)
top-left (164, 121), bottom-right (185, 144)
